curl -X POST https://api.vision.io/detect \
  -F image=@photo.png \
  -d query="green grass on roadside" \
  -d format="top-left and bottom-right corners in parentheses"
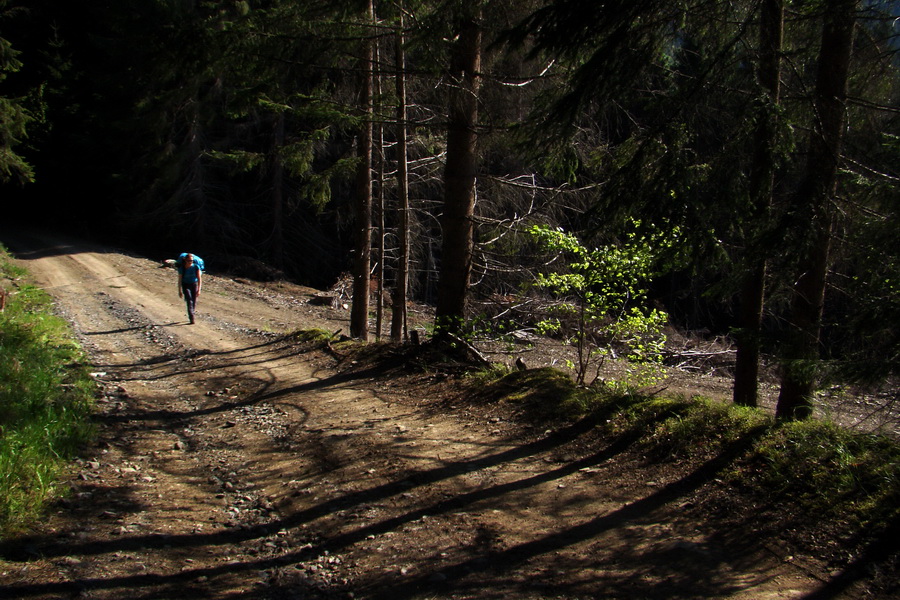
top-left (749, 420), bottom-right (900, 525)
top-left (0, 245), bottom-right (96, 536)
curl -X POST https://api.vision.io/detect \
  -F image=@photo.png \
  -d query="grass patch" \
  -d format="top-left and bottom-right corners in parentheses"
top-left (747, 420), bottom-right (900, 527)
top-left (0, 245), bottom-right (96, 536)
top-left (286, 327), bottom-right (339, 344)
top-left (643, 396), bottom-right (770, 458)
top-left (477, 367), bottom-right (592, 420)
top-left (466, 362), bottom-right (513, 386)
top-left (594, 389), bottom-right (899, 531)
top-left (479, 363), bottom-right (899, 546)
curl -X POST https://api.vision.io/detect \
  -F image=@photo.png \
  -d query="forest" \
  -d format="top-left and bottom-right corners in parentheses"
top-left (1, 0), bottom-right (898, 420)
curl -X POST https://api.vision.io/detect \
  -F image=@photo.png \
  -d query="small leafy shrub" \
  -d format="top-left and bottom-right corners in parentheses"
top-left (459, 312), bottom-right (528, 352)
top-left (526, 222), bottom-right (675, 387)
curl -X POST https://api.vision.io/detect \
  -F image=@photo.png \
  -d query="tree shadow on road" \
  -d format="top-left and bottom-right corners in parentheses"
top-left (0, 415), bottom-right (783, 600)
top-left (798, 510), bottom-right (900, 600)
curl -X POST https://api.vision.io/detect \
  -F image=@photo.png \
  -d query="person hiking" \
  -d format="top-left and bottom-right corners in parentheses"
top-left (177, 253), bottom-right (203, 324)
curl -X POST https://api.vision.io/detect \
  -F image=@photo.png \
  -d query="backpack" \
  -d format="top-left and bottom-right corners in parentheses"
top-left (177, 253), bottom-right (205, 272)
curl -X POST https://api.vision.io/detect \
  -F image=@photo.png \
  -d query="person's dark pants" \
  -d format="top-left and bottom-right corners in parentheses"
top-left (182, 282), bottom-right (199, 323)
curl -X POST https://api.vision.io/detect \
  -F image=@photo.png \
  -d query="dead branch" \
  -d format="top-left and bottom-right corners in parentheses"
top-left (443, 332), bottom-right (492, 367)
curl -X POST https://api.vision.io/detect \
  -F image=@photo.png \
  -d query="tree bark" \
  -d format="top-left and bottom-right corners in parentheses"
top-left (374, 39), bottom-right (385, 340)
top-left (350, 0), bottom-right (375, 341)
top-left (391, 12), bottom-right (410, 342)
top-left (776, 0), bottom-right (856, 419)
top-left (733, 0), bottom-right (783, 407)
top-left (435, 10), bottom-right (482, 334)
top-left (269, 111), bottom-right (286, 269)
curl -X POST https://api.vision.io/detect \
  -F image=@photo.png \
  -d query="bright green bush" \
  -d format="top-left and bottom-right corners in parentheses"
top-left (526, 222), bottom-right (675, 387)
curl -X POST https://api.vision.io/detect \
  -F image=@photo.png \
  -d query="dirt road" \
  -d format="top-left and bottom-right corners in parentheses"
top-left (0, 232), bottom-right (844, 599)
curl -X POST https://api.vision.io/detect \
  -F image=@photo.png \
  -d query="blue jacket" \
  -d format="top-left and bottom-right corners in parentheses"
top-left (177, 254), bottom-right (204, 284)
top-left (180, 264), bottom-right (201, 284)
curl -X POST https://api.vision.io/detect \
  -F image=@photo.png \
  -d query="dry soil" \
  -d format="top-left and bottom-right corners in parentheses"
top-left (0, 230), bottom-right (885, 599)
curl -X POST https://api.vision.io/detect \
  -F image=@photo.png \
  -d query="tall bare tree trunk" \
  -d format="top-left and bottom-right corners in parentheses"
top-left (776, 0), bottom-right (857, 419)
top-left (350, 0), bottom-right (375, 340)
top-left (374, 39), bottom-right (385, 341)
top-left (733, 0), bottom-right (783, 407)
top-left (269, 111), bottom-right (286, 269)
top-left (185, 95), bottom-right (209, 249)
top-left (391, 12), bottom-right (410, 342)
top-left (435, 9), bottom-right (482, 334)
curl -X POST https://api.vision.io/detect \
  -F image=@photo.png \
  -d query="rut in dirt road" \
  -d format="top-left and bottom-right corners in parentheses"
top-left (0, 233), bottom-right (841, 600)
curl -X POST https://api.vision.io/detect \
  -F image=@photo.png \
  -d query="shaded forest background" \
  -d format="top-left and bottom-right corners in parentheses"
top-left (1, 0), bottom-right (898, 417)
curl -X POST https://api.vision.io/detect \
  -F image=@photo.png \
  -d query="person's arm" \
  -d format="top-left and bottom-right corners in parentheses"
top-left (196, 268), bottom-right (202, 295)
top-left (177, 268), bottom-right (183, 298)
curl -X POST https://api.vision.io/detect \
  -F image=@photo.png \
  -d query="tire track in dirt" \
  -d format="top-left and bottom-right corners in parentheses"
top-left (0, 231), bottom-right (834, 600)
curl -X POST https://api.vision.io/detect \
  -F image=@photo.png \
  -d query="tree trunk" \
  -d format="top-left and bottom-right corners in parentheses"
top-left (187, 107), bottom-right (209, 250)
top-left (734, 265), bottom-right (767, 407)
top-left (269, 111), bottom-right (285, 269)
top-left (391, 13), bottom-right (410, 342)
top-left (350, 0), bottom-right (375, 341)
top-left (733, 0), bottom-right (783, 407)
top-left (374, 39), bottom-right (385, 341)
top-left (435, 10), bottom-right (482, 334)
top-left (776, 0), bottom-right (856, 419)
